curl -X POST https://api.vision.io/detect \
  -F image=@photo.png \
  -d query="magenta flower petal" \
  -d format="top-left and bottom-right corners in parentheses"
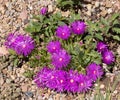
top-left (5, 33), bottom-right (19, 49)
top-left (102, 50), bottom-right (115, 64)
top-left (34, 67), bottom-right (52, 88)
top-left (86, 63), bottom-right (104, 81)
top-left (51, 49), bottom-right (71, 69)
top-left (40, 7), bottom-right (47, 15)
top-left (56, 25), bottom-right (71, 40)
top-left (47, 41), bottom-right (61, 54)
top-left (65, 70), bottom-right (79, 93)
top-left (14, 34), bottom-right (35, 56)
top-left (78, 74), bottom-right (93, 93)
top-left (97, 42), bottom-right (107, 52)
top-left (71, 21), bottom-right (86, 35)
top-left (5, 33), bottom-right (35, 56)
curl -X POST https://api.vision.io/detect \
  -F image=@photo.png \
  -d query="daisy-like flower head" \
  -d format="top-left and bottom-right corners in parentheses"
top-left (65, 70), bottom-right (79, 93)
top-left (5, 33), bottom-right (19, 49)
top-left (14, 34), bottom-right (35, 56)
top-left (34, 67), bottom-right (52, 88)
top-left (56, 25), bottom-right (71, 40)
top-left (54, 70), bottom-right (67, 92)
top-left (46, 70), bottom-right (58, 90)
top-left (97, 42), bottom-right (107, 53)
top-left (78, 74), bottom-right (93, 93)
top-left (102, 50), bottom-right (115, 64)
top-left (40, 7), bottom-right (47, 15)
top-left (86, 63), bottom-right (104, 81)
top-left (71, 21), bottom-right (86, 35)
top-left (47, 41), bottom-right (61, 54)
top-left (51, 49), bottom-right (71, 69)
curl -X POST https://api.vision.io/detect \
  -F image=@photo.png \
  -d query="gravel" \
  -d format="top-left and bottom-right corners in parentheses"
top-left (0, 0), bottom-right (120, 100)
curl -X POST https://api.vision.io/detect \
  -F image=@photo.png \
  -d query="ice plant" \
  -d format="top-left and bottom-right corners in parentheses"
top-left (56, 25), bottom-right (71, 40)
top-left (86, 63), bottom-right (104, 81)
top-left (5, 33), bottom-right (19, 49)
top-left (53, 70), bottom-right (67, 92)
top-left (47, 41), bottom-right (61, 54)
top-left (65, 70), bottom-right (79, 93)
top-left (51, 49), bottom-right (71, 69)
top-left (71, 21), bottom-right (86, 35)
top-left (78, 74), bottom-right (93, 93)
top-left (97, 42), bottom-right (107, 53)
top-left (13, 34), bottom-right (35, 56)
top-left (34, 67), bottom-right (52, 88)
top-left (40, 7), bottom-right (47, 15)
top-left (102, 50), bottom-right (115, 64)
top-left (5, 33), bottom-right (35, 56)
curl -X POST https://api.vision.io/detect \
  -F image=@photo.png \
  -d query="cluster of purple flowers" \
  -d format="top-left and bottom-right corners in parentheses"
top-left (5, 32), bottom-right (35, 56)
top-left (56, 21), bottom-right (86, 40)
top-left (34, 62), bottom-right (103, 93)
top-left (97, 42), bottom-right (115, 64)
top-left (47, 41), bottom-right (71, 69)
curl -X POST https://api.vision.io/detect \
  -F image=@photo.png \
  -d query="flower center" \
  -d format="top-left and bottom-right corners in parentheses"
top-left (80, 82), bottom-right (84, 86)
top-left (53, 47), bottom-right (56, 50)
top-left (62, 32), bottom-right (65, 36)
top-left (22, 44), bottom-right (26, 48)
top-left (51, 76), bottom-right (54, 79)
top-left (77, 28), bottom-right (80, 31)
top-left (93, 70), bottom-right (96, 74)
top-left (105, 55), bottom-right (111, 60)
top-left (70, 79), bottom-right (74, 83)
top-left (60, 80), bottom-right (63, 83)
top-left (59, 58), bottom-right (63, 61)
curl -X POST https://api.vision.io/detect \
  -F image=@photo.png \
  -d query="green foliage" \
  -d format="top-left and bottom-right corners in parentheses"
top-left (23, 70), bottom-right (34, 78)
top-left (56, 0), bottom-right (81, 11)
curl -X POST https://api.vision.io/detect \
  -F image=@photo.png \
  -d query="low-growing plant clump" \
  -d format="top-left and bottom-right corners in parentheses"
top-left (4, 4), bottom-right (120, 94)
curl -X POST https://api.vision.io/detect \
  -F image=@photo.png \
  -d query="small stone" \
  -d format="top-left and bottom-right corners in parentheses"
top-left (94, 83), bottom-right (98, 87)
top-left (95, 1), bottom-right (100, 7)
top-left (107, 8), bottom-right (113, 14)
top-left (21, 84), bottom-right (28, 92)
top-left (100, 84), bottom-right (105, 89)
top-left (113, 90), bottom-right (118, 94)
top-left (0, 76), bottom-right (4, 85)
top-left (48, 5), bottom-right (53, 13)
top-left (87, 4), bottom-right (92, 10)
top-left (86, 11), bottom-right (91, 16)
top-left (8, 66), bottom-right (13, 71)
top-left (106, 1), bottom-right (112, 8)
top-left (25, 91), bottom-right (33, 97)
top-left (100, 10), bottom-right (107, 17)
top-left (6, 79), bottom-right (11, 84)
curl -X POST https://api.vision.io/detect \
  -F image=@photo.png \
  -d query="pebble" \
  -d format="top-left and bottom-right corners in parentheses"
top-left (107, 8), bottom-right (113, 14)
top-left (100, 84), bottom-right (105, 89)
top-left (0, 76), bottom-right (4, 85)
top-left (6, 79), bottom-right (12, 84)
top-left (25, 91), bottom-right (33, 97)
top-left (95, 1), bottom-right (100, 7)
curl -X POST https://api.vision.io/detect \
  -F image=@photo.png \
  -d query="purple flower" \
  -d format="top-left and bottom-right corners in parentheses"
top-left (5, 33), bottom-right (19, 49)
top-left (13, 34), bottom-right (35, 56)
top-left (86, 63), bottom-right (104, 81)
top-left (34, 67), bottom-right (52, 88)
top-left (56, 25), bottom-right (71, 40)
top-left (5, 33), bottom-right (35, 56)
top-left (97, 42), bottom-right (107, 52)
top-left (78, 74), bottom-right (93, 93)
top-left (65, 70), bottom-right (79, 93)
top-left (71, 21), bottom-right (86, 35)
top-left (102, 50), bottom-right (115, 64)
top-left (51, 49), bottom-right (71, 69)
top-left (47, 41), bottom-right (61, 54)
top-left (40, 7), bottom-right (47, 15)
top-left (53, 70), bottom-right (67, 92)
